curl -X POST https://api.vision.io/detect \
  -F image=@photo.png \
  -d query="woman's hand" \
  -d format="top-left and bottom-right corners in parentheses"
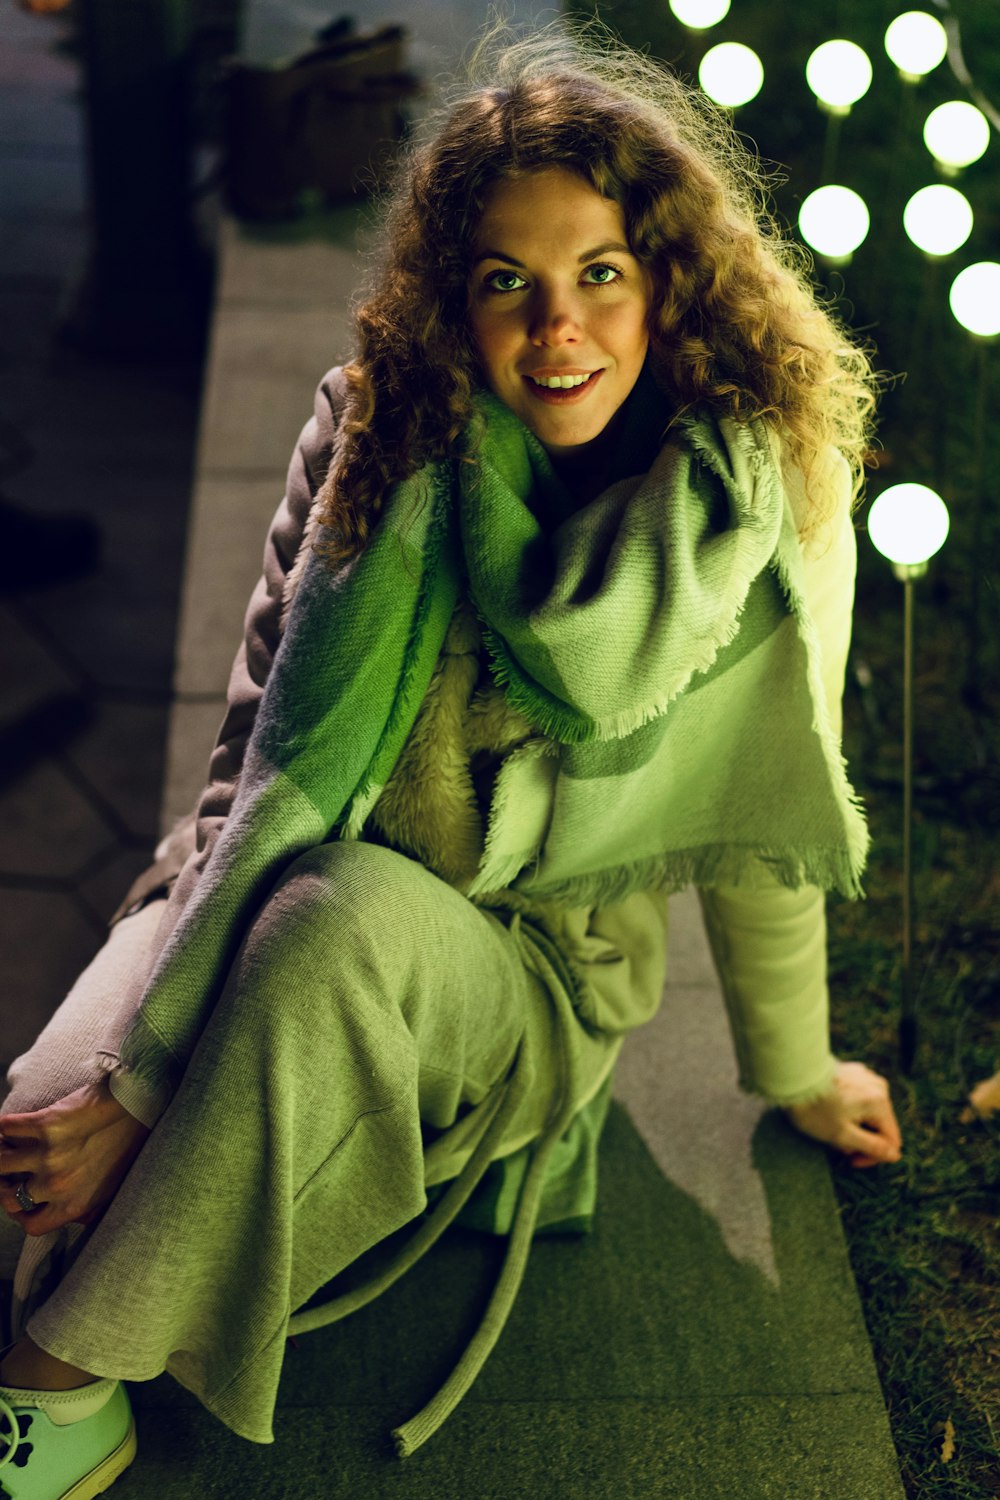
top-left (784, 1060), bottom-right (902, 1168)
top-left (0, 1076), bottom-right (151, 1237)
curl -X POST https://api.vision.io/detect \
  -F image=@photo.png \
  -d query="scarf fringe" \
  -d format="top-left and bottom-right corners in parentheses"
top-left (769, 517), bottom-right (870, 891)
top-left (116, 1010), bottom-right (182, 1094)
top-left (478, 564), bottom-right (766, 746)
top-left (467, 847), bottom-right (540, 900)
top-left (463, 734), bottom-right (558, 898)
top-left (505, 842), bottom-right (867, 911)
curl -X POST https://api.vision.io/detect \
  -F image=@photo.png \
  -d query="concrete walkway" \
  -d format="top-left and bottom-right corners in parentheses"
top-left (0, 3), bottom-right (904, 1495)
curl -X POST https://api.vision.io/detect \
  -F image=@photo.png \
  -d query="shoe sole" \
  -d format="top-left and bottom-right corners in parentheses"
top-left (60, 1417), bottom-right (137, 1500)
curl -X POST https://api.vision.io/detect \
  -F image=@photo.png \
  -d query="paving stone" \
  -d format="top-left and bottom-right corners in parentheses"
top-left (10, 529), bottom-right (182, 697)
top-left (0, 887), bottom-right (102, 1071)
top-left (616, 977), bottom-right (780, 1282)
top-left (62, 700), bottom-right (170, 841)
top-left (13, 589), bottom-right (176, 699)
top-left (0, 601), bottom-right (82, 722)
top-left (198, 307), bottom-right (354, 473)
top-left (217, 208), bottom-right (367, 306)
top-left (7, 389), bottom-right (200, 536)
top-left (663, 882), bottom-right (718, 983)
top-left (0, 757), bottom-right (118, 880)
top-left (76, 844), bottom-right (163, 928)
top-left (20, 361), bottom-right (202, 482)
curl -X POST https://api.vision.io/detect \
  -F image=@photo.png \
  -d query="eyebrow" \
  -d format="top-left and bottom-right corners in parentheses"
top-left (472, 240), bottom-right (634, 267)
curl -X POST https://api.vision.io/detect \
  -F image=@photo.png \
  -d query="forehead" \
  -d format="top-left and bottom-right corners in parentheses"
top-left (472, 167), bottom-right (628, 250)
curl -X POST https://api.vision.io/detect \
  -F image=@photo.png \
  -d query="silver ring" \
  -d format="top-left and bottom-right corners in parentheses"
top-left (14, 1182), bottom-right (37, 1213)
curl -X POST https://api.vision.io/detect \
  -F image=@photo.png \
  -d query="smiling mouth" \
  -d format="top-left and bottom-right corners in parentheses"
top-left (527, 371), bottom-right (597, 389)
top-left (523, 369), bottom-right (604, 403)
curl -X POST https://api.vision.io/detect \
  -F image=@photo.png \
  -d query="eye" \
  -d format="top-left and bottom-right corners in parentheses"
top-left (483, 269), bottom-right (528, 294)
top-left (582, 262), bottom-right (624, 285)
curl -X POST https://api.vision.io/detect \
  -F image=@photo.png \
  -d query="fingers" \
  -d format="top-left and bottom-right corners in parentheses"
top-left (1, 1174), bottom-right (94, 1237)
top-left (837, 1092), bottom-right (902, 1164)
top-left (0, 1143), bottom-right (43, 1177)
top-left (4, 1203), bottom-right (70, 1238)
top-left (0, 1107), bottom-right (50, 1140)
top-left (834, 1061), bottom-right (903, 1166)
top-left (0, 1177), bottom-right (50, 1235)
top-left (840, 1123), bottom-right (901, 1166)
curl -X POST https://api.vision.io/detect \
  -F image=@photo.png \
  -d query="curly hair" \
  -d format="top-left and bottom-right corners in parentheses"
top-left (315, 17), bottom-right (881, 565)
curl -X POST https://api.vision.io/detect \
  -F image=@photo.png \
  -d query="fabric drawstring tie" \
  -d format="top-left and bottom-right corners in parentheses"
top-left (287, 940), bottom-right (582, 1456)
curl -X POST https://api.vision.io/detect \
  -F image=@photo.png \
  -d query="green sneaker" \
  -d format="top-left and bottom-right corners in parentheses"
top-left (0, 1375), bottom-right (135, 1500)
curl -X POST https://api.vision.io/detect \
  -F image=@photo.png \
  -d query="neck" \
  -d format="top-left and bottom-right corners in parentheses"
top-left (543, 415), bottom-right (622, 506)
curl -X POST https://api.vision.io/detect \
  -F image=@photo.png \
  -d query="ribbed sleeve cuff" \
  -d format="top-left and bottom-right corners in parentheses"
top-left (104, 1062), bottom-right (172, 1130)
top-left (750, 1053), bottom-right (839, 1108)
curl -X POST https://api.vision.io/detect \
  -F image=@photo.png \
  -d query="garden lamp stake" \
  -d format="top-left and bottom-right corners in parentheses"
top-left (899, 564), bottom-right (920, 1074)
top-left (964, 340), bottom-right (988, 702)
top-left (868, 484), bottom-right (950, 1076)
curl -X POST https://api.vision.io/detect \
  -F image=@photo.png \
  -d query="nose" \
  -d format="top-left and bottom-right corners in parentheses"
top-left (528, 286), bottom-right (581, 346)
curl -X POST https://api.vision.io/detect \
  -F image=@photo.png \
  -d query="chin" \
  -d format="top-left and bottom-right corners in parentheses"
top-left (531, 415), bottom-right (612, 451)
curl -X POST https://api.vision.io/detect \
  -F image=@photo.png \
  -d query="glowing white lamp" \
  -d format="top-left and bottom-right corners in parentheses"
top-left (884, 11), bottom-right (948, 81)
top-left (869, 484), bottom-right (950, 574)
top-left (923, 101), bottom-right (991, 174)
top-left (798, 185), bottom-right (870, 265)
top-left (669, 0), bottom-right (731, 28)
top-left (949, 261), bottom-right (1000, 339)
top-left (698, 42), bottom-right (764, 108)
top-left (903, 184), bottom-right (973, 257)
top-left (805, 40), bottom-right (873, 114)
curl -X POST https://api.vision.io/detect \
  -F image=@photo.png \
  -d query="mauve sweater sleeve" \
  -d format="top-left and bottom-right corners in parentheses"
top-left (104, 368), bottom-right (349, 1125)
top-left (187, 368), bottom-right (349, 865)
top-left (696, 451), bottom-right (858, 1107)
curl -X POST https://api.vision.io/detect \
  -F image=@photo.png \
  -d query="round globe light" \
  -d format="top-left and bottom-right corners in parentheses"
top-left (884, 11), bottom-right (948, 79)
top-left (869, 484), bottom-right (949, 567)
top-left (949, 261), bottom-right (1000, 338)
top-left (698, 42), bottom-right (764, 108)
top-left (923, 101), bottom-right (991, 172)
top-left (798, 185), bottom-right (870, 264)
top-left (669, 0), bottom-right (731, 27)
top-left (806, 40), bottom-right (873, 114)
top-left (903, 184), bottom-right (973, 256)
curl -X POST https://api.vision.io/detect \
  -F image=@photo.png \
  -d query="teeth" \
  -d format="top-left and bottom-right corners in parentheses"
top-left (529, 373), bottom-right (593, 389)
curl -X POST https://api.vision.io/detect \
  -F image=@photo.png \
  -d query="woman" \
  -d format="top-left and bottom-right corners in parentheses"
top-left (0, 24), bottom-right (902, 1493)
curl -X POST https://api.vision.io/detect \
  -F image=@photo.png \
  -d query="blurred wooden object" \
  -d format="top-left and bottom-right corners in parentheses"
top-left (225, 20), bottom-right (421, 219)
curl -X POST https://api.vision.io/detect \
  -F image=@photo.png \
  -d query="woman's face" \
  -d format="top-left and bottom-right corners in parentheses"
top-left (467, 167), bottom-right (651, 458)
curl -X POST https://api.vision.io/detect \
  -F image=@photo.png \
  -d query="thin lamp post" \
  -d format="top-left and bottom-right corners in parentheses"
top-left (805, 40), bottom-right (872, 183)
top-left (948, 262), bottom-right (1000, 706)
top-left (868, 484), bottom-right (950, 1073)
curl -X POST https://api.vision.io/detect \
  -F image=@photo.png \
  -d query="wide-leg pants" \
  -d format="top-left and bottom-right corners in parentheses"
top-left (1, 841), bottom-right (616, 1443)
